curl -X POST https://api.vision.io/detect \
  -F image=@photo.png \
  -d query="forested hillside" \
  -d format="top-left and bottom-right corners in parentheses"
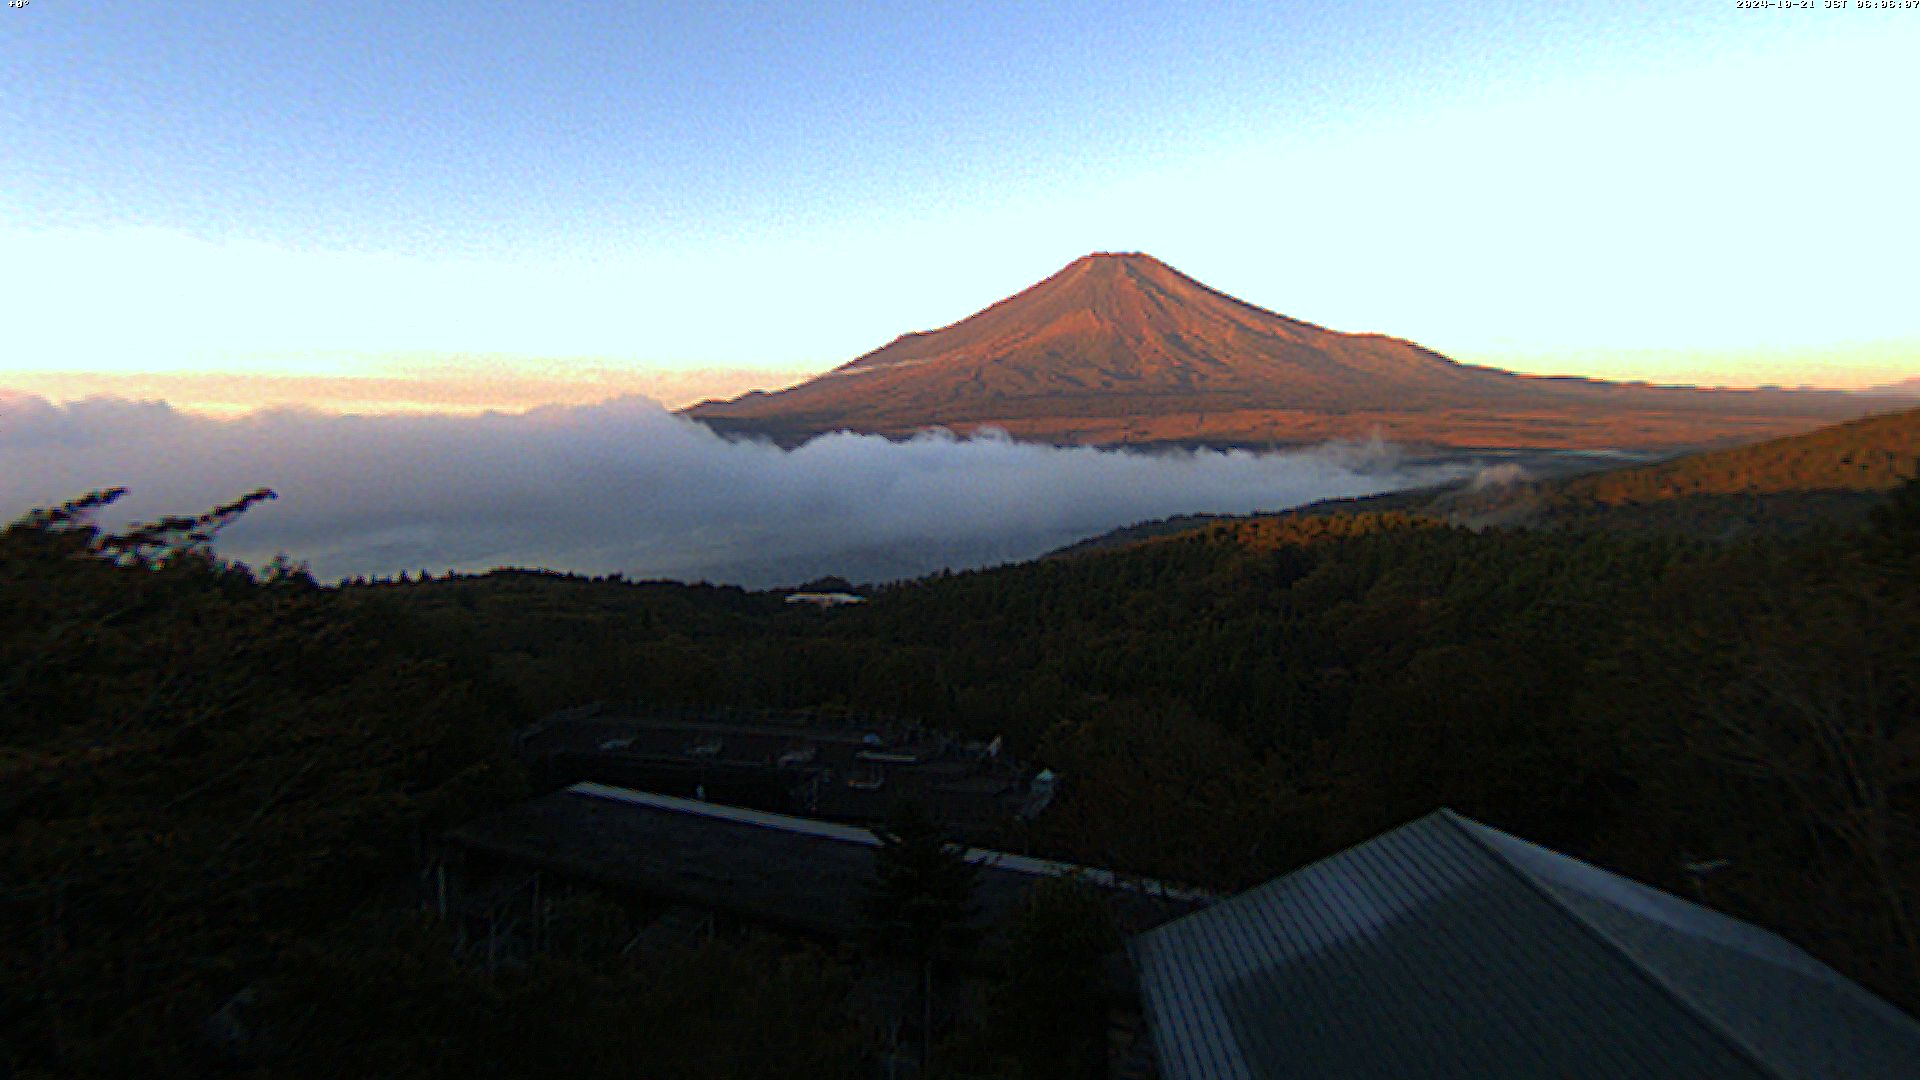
top-left (0, 496), bottom-right (869, 1078)
top-left (1068, 404), bottom-right (1920, 548)
top-left (7, 414), bottom-right (1919, 1073)
top-left (1443, 404), bottom-right (1920, 534)
top-left (1560, 404), bottom-right (1920, 500)
top-left (384, 480), bottom-right (1920, 1011)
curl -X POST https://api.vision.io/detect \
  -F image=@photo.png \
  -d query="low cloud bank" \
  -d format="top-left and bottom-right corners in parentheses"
top-left (0, 393), bottom-right (1465, 587)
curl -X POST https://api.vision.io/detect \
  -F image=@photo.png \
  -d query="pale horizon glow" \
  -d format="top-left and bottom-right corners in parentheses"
top-left (5, 3), bottom-right (1917, 414)
top-left (0, 364), bottom-right (813, 417)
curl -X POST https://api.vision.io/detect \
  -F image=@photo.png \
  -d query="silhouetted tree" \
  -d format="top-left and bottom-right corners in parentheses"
top-left (985, 877), bottom-right (1121, 1079)
top-left (860, 801), bottom-right (979, 1069)
top-left (861, 803), bottom-right (980, 966)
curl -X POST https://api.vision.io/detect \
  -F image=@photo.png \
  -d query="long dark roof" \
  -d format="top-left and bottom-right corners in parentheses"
top-left (448, 782), bottom-right (1207, 940)
top-left (1130, 809), bottom-right (1920, 1080)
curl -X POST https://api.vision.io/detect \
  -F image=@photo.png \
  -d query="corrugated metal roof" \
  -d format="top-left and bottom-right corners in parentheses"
top-left (1131, 809), bottom-right (1920, 1080)
top-left (1452, 814), bottom-right (1920, 1080)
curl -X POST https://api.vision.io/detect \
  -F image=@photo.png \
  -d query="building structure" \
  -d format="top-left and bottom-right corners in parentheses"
top-left (1130, 808), bottom-right (1920, 1080)
top-left (438, 780), bottom-right (1206, 1073)
top-left (516, 705), bottom-right (1051, 840)
top-left (784, 591), bottom-right (868, 607)
top-left (439, 780), bottom-right (1206, 946)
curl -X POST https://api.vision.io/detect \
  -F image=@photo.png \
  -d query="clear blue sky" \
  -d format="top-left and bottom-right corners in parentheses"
top-left (6, 1), bottom-right (1916, 407)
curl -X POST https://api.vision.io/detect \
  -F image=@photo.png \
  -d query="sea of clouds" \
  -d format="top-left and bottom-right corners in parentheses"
top-left (0, 393), bottom-right (1469, 587)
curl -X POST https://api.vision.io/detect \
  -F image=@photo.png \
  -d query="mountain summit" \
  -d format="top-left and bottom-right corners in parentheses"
top-left (823, 252), bottom-right (1478, 403)
top-left (684, 254), bottom-right (1871, 449)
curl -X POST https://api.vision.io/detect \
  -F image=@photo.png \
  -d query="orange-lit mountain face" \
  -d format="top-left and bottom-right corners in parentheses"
top-left (683, 253), bottom-right (1874, 450)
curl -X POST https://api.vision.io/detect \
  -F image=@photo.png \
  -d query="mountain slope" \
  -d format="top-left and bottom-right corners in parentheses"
top-left (1058, 404), bottom-right (1920, 551)
top-left (1437, 402), bottom-right (1920, 535)
top-left (1862, 376), bottom-right (1920, 399)
top-left (1553, 403), bottom-right (1920, 503)
top-left (684, 253), bottom-right (1873, 450)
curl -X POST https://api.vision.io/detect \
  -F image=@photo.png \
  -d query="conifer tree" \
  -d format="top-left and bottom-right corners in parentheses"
top-left (859, 801), bottom-right (980, 967)
top-left (859, 801), bottom-right (979, 1068)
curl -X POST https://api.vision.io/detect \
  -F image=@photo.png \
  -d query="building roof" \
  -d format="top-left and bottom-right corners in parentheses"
top-left (785, 591), bottom-right (867, 606)
top-left (517, 710), bottom-right (1039, 835)
top-left (447, 782), bottom-right (1208, 941)
top-left (1130, 809), bottom-right (1920, 1080)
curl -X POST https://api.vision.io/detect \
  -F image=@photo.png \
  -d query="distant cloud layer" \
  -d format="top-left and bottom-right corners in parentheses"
top-left (0, 394), bottom-right (1462, 587)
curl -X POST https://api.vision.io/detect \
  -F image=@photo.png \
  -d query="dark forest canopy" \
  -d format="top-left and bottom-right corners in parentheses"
top-left (376, 479), bottom-right (1920, 1008)
top-left (4, 410), bottom-right (1919, 1074)
top-left (0, 497), bottom-right (863, 1078)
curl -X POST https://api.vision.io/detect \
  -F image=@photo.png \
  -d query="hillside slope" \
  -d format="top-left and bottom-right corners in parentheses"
top-left (1443, 403), bottom-right (1920, 534)
top-left (376, 473), bottom-right (1920, 1012)
top-left (1059, 405), bottom-right (1920, 552)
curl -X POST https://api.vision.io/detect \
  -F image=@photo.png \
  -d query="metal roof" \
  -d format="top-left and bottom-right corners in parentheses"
top-left (446, 782), bottom-right (1208, 940)
top-left (574, 782), bottom-right (880, 845)
top-left (572, 782), bottom-right (1215, 904)
top-left (1130, 809), bottom-right (1920, 1080)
